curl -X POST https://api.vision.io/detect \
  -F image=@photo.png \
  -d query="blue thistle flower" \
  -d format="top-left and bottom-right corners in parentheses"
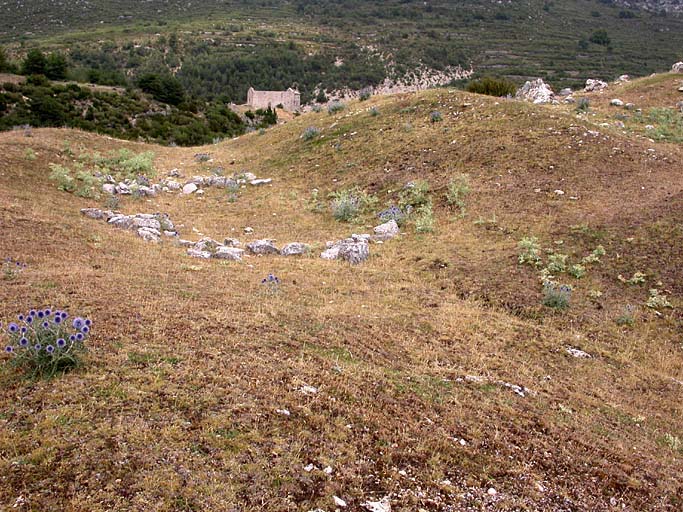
top-left (72, 317), bottom-right (84, 329)
top-left (20, 327), bottom-right (27, 334)
top-left (41, 321), bottom-right (49, 329)
top-left (69, 335), bottom-right (76, 342)
top-left (18, 314), bottom-right (24, 321)
top-left (44, 308), bottom-right (51, 316)
top-left (75, 333), bottom-right (84, 342)
top-left (46, 345), bottom-right (54, 354)
top-left (37, 311), bottom-right (44, 319)
top-left (5, 346), bottom-right (13, 353)
top-left (8, 322), bottom-right (18, 333)
top-left (85, 319), bottom-right (92, 327)
top-left (34, 344), bottom-right (41, 351)
top-left (57, 338), bottom-right (66, 348)
top-left (26, 315), bottom-right (33, 324)
top-left (54, 316), bottom-right (62, 325)
top-left (29, 309), bottom-right (36, 316)
top-left (60, 312), bottom-right (68, 319)
top-left (19, 337), bottom-right (28, 347)
top-left (81, 326), bottom-right (89, 334)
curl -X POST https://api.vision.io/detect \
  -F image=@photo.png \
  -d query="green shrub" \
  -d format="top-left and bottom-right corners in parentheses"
top-left (430, 111), bottom-right (443, 123)
top-left (48, 163), bottom-right (75, 192)
top-left (414, 203), bottom-right (435, 233)
top-left (466, 76), bottom-right (517, 97)
top-left (359, 87), bottom-right (372, 101)
top-left (399, 180), bottom-right (431, 210)
top-left (542, 283), bottom-right (572, 310)
top-left (302, 126), bottom-right (320, 141)
top-left (328, 101), bottom-right (346, 114)
top-left (24, 148), bottom-right (36, 161)
top-left (446, 174), bottom-right (470, 216)
top-left (329, 188), bottom-right (377, 222)
top-left (568, 264), bottom-right (586, 279)
top-left (518, 237), bottom-right (542, 266)
top-left (547, 253), bottom-right (568, 273)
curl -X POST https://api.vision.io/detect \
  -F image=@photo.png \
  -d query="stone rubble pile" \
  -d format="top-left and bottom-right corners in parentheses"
top-left (584, 79), bottom-right (608, 92)
top-left (80, 209), bottom-right (178, 242)
top-left (515, 79), bottom-right (556, 105)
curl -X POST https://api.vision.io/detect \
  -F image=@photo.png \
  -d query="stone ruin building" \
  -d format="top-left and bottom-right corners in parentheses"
top-left (247, 87), bottom-right (301, 112)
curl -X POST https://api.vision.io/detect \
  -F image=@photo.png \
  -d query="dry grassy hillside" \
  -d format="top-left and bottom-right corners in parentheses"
top-left (0, 80), bottom-right (682, 511)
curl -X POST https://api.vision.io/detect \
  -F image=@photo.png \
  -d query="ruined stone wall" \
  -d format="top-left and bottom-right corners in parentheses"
top-left (247, 88), bottom-right (300, 111)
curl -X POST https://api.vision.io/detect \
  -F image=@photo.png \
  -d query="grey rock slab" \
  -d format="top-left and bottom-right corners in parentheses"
top-left (187, 249), bottom-right (212, 259)
top-left (281, 242), bottom-right (310, 256)
top-left (247, 239), bottom-right (280, 255)
top-left (182, 183), bottom-right (198, 195)
top-left (213, 247), bottom-right (244, 261)
top-left (250, 178), bottom-right (272, 186)
top-left (102, 183), bottom-right (116, 195)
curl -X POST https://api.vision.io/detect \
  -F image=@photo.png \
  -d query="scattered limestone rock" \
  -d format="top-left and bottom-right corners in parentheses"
top-left (610, 98), bottom-right (624, 107)
top-left (250, 178), bottom-right (272, 186)
top-left (616, 74), bottom-right (630, 82)
top-left (164, 180), bottom-right (181, 191)
top-left (362, 497), bottom-right (391, 512)
top-left (373, 219), bottom-right (399, 241)
top-left (321, 235), bottom-right (370, 264)
top-left (558, 87), bottom-right (573, 97)
top-left (515, 78), bottom-right (556, 104)
top-left (102, 183), bottom-right (116, 195)
top-left (187, 248), bottom-right (212, 259)
top-left (213, 247), bottom-right (244, 261)
top-left (167, 168), bottom-right (181, 177)
top-left (625, 103), bottom-right (636, 110)
top-left (243, 227), bottom-right (254, 234)
top-left (672, 62), bottom-right (683, 73)
top-left (566, 347), bottom-right (592, 358)
top-left (247, 239), bottom-right (280, 255)
top-left (137, 227), bottom-right (161, 242)
top-left (115, 183), bottom-right (131, 195)
top-left (223, 238), bottom-right (241, 247)
top-left (182, 183), bottom-right (198, 195)
top-left (584, 79), bottom-right (608, 92)
top-left (333, 496), bottom-right (347, 508)
top-left (80, 208), bottom-right (112, 220)
top-left (281, 242), bottom-right (310, 256)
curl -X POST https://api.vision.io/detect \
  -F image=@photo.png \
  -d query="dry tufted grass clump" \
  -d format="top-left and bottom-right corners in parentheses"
top-left (0, 80), bottom-right (682, 511)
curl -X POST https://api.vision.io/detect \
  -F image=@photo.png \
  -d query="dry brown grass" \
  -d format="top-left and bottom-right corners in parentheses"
top-left (0, 82), bottom-right (682, 511)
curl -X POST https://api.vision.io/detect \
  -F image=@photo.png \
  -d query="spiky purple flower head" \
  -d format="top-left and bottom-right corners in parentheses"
top-left (29, 309), bottom-right (36, 316)
top-left (8, 322), bottom-right (18, 333)
top-left (5, 346), bottom-right (13, 353)
top-left (34, 344), bottom-right (41, 351)
top-left (26, 315), bottom-right (33, 324)
top-left (76, 333), bottom-right (84, 342)
top-left (72, 317), bottom-right (84, 329)
top-left (19, 337), bottom-right (28, 347)
top-left (41, 321), bottom-right (49, 329)
top-left (85, 319), bottom-right (91, 327)
top-left (20, 327), bottom-right (27, 334)
top-left (46, 345), bottom-right (54, 353)
top-left (69, 335), bottom-right (76, 342)
top-left (18, 314), bottom-right (24, 321)
top-left (37, 311), bottom-right (44, 319)
top-left (44, 308), bottom-right (51, 316)
top-left (60, 312), bottom-right (68, 319)
top-left (81, 326), bottom-right (89, 334)
top-left (57, 338), bottom-right (66, 348)
top-left (54, 316), bottom-right (62, 325)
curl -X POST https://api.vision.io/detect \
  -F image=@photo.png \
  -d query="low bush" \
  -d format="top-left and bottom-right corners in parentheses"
top-left (542, 283), bottom-right (572, 310)
top-left (329, 188), bottom-right (377, 222)
top-left (328, 101), bottom-right (346, 114)
top-left (302, 126), bottom-right (320, 141)
top-left (446, 174), bottom-right (470, 216)
top-left (466, 76), bottom-right (517, 97)
top-left (2, 309), bottom-right (92, 379)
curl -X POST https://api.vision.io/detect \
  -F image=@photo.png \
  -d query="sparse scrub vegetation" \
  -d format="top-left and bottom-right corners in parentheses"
top-left (518, 237), bottom-right (543, 267)
top-left (446, 174), bottom-right (470, 216)
top-left (327, 101), bottom-right (346, 114)
top-left (430, 111), bottom-right (443, 123)
top-left (329, 187), bottom-right (377, 222)
top-left (542, 283), bottom-right (572, 310)
top-left (302, 126), bottom-right (321, 141)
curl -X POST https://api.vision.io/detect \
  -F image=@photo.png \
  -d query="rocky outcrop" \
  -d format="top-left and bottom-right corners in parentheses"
top-left (281, 242), bottom-right (310, 256)
top-left (672, 62), bottom-right (683, 73)
top-left (584, 79), bottom-right (608, 92)
top-left (321, 235), bottom-right (370, 265)
top-left (515, 79), bottom-right (556, 105)
top-left (373, 219), bottom-right (399, 241)
top-left (81, 209), bottom-right (177, 243)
